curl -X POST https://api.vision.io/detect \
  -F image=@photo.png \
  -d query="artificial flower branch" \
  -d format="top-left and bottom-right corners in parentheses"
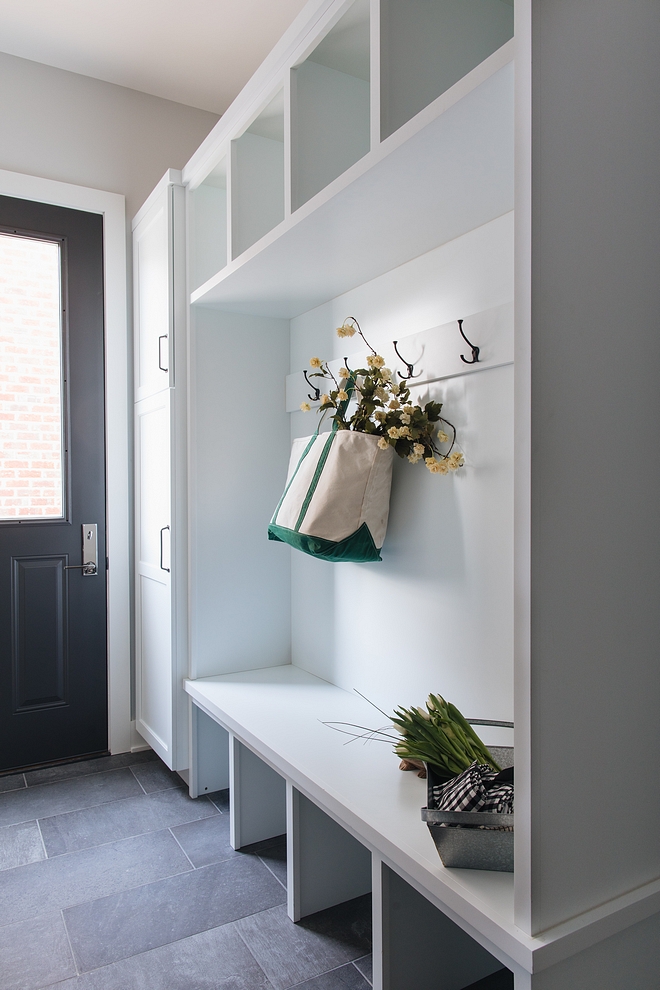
top-left (300, 318), bottom-right (464, 475)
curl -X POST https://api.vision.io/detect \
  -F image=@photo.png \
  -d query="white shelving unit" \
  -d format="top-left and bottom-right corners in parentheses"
top-left (181, 3), bottom-right (520, 979)
top-left (131, 0), bottom-right (660, 987)
top-left (189, 39), bottom-right (513, 316)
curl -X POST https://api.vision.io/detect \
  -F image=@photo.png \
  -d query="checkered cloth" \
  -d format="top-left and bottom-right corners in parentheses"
top-left (431, 761), bottom-right (514, 828)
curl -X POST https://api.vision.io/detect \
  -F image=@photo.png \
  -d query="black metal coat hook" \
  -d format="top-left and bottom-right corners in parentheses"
top-left (458, 319), bottom-right (480, 365)
top-left (303, 369), bottom-right (321, 401)
top-left (393, 340), bottom-right (422, 381)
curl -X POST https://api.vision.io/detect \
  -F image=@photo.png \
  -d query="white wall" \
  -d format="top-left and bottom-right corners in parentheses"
top-left (289, 212), bottom-right (514, 746)
top-left (0, 51), bottom-right (218, 219)
top-left (189, 308), bottom-right (292, 679)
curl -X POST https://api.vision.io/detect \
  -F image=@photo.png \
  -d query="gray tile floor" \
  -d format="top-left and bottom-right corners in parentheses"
top-left (0, 751), bottom-right (372, 990)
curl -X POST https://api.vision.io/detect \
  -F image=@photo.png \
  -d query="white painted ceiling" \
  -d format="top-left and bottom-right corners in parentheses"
top-left (0, 0), bottom-right (310, 114)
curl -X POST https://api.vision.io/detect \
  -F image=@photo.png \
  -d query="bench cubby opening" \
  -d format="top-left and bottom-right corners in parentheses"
top-left (378, 863), bottom-right (511, 990)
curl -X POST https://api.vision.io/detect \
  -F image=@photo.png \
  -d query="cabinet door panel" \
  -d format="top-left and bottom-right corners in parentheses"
top-left (138, 573), bottom-right (172, 753)
top-left (134, 191), bottom-right (174, 400)
top-left (137, 394), bottom-right (171, 568)
top-left (135, 391), bottom-right (173, 764)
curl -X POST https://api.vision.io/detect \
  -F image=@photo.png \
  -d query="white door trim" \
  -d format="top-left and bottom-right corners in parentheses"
top-left (0, 167), bottom-right (132, 755)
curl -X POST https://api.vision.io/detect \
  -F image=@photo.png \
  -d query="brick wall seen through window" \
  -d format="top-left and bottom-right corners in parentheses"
top-left (0, 233), bottom-right (64, 519)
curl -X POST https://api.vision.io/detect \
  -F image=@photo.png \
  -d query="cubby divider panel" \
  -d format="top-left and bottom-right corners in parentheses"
top-left (380, 0), bottom-right (514, 140)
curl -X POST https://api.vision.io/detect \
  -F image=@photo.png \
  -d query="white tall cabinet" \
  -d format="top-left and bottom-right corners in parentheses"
top-left (133, 170), bottom-right (188, 771)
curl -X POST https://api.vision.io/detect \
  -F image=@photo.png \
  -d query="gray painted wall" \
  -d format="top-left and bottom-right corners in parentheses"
top-left (0, 51), bottom-right (218, 219)
top-left (526, 0), bottom-right (660, 934)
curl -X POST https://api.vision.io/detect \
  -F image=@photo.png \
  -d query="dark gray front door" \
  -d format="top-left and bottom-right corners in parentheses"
top-left (0, 195), bottom-right (107, 773)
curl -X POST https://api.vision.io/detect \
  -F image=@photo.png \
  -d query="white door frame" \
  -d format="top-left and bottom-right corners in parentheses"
top-left (0, 167), bottom-right (132, 755)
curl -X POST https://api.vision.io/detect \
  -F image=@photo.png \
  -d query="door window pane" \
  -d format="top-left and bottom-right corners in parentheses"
top-left (0, 232), bottom-right (64, 519)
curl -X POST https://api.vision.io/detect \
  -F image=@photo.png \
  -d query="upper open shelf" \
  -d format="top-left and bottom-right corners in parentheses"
top-left (291, 0), bottom-right (371, 211)
top-left (190, 159), bottom-right (227, 293)
top-left (380, 0), bottom-right (514, 140)
top-left (231, 89), bottom-right (285, 258)
top-left (191, 44), bottom-right (513, 318)
top-left (184, 0), bottom-right (515, 317)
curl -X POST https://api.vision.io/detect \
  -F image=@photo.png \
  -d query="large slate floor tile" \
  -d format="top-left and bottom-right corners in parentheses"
top-left (0, 828), bottom-right (190, 926)
top-left (64, 854), bottom-right (286, 972)
top-left (24, 751), bottom-right (156, 788)
top-left (0, 775), bottom-right (25, 795)
top-left (207, 788), bottom-right (229, 813)
top-left (45, 922), bottom-right (272, 990)
top-left (40, 787), bottom-right (217, 857)
top-left (0, 769), bottom-right (143, 828)
top-left (170, 812), bottom-right (238, 868)
top-left (0, 914), bottom-right (76, 990)
top-left (129, 762), bottom-right (183, 794)
top-left (0, 821), bottom-right (45, 872)
top-left (235, 896), bottom-right (371, 990)
top-left (290, 965), bottom-right (370, 990)
top-left (353, 955), bottom-right (372, 985)
top-left (252, 836), bottom-right (287, 888)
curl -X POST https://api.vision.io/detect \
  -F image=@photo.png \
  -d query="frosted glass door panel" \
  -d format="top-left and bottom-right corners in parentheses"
top-left (190, 161), bottom-right (227, 290)
top-left (381, 0), bottom-right (514, 139)
top-left (134, 203), bottom-right (170, 399)
top-left (0, 233), bottom-right (64, 519)
top-left (291, 0), bottom-right (370, 210)
top-left (231, 92), bottom-right (285, 259)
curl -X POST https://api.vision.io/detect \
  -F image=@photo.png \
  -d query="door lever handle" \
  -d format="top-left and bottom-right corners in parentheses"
top-left (64, 524), bottom-right (98, 576)
top-left (64, 562), bottom-right (98, 575)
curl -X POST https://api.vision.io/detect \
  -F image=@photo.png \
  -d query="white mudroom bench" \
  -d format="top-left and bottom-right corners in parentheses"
top-left (183, 665), bottom-right (638, 990)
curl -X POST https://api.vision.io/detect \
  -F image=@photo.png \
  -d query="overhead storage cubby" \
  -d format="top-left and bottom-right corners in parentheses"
top-left (291, 0), bottom-right (370, 210)
top-left (380, 0), bottom-right (514, 140)
top-left (231, 90), bottom-right (285, 259)
top-left (189, 159), bottom-right (227, 291)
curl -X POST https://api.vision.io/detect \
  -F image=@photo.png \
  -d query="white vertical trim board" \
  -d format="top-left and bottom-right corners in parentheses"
top-left (0, 167), bottom-right (131, 755)
top-left (513, 0), bottom-right (533, 933)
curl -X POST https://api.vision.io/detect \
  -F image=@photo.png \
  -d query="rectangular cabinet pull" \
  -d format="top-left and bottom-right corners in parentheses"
top-left (158, 335), bottom-right (169, 372)
top-left (160, 525), bottom-right (171, 572)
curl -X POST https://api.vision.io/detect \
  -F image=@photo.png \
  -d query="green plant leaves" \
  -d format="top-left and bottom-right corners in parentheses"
top-left (392, 694), bottom-right (500, 777)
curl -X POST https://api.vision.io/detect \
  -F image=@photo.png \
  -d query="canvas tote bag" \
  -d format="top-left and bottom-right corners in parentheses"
top-left (268, 421), bottom-right (394, 562)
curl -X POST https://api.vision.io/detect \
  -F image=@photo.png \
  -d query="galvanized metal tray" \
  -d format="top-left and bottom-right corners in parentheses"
top-left (422, 743), bottom-right (514, 872)
top-left (421, 808), bottom-right (514, 872)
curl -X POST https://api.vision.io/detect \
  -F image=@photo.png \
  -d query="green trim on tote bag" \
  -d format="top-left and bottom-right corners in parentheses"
top-left (267, 521), bottom-right (381, 563)
top-left (291, 373), bottom-right (356, 532)
top-left (293, 430), bottom-right (336, 531)
top-left (270, 432), bottom-right (319, 525)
